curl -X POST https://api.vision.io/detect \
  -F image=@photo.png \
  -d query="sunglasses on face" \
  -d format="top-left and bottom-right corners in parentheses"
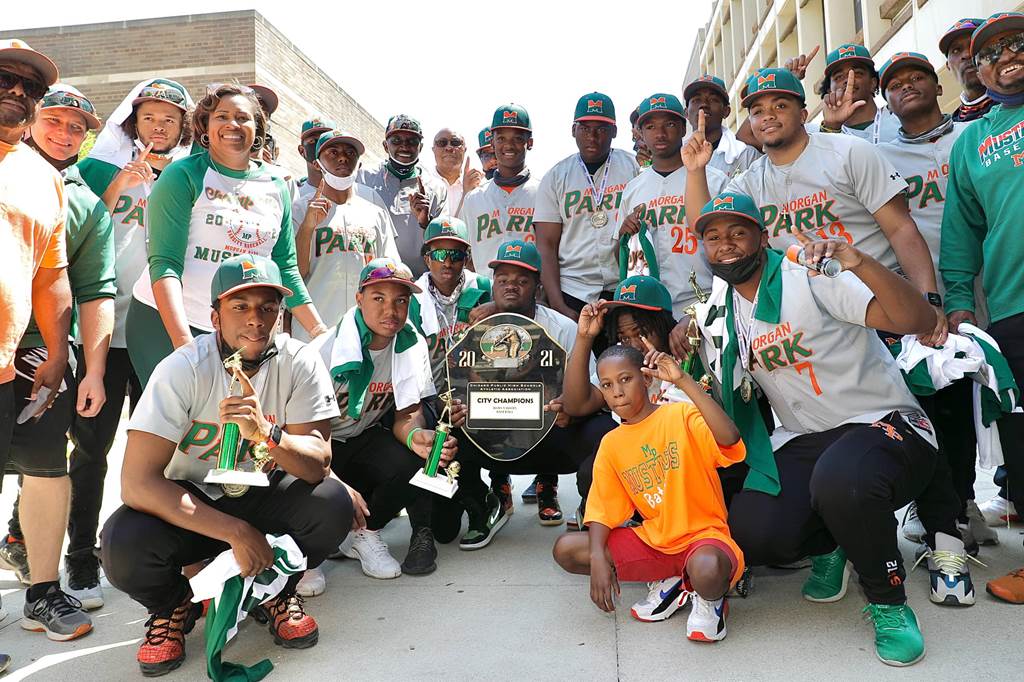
top-left (428, 248), bottom-right (468, 263)
top-left (975, 32), bottom-right (1024, 66)
top-left (0, 69), bottom-right (47, 101)
top-left (434, 137), bottom-right (464, 148)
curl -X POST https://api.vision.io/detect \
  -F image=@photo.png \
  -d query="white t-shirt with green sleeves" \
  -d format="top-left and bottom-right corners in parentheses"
top-left (132, 152), bottom-right (311, 332)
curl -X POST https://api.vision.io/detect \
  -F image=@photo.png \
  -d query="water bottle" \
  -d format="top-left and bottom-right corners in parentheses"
top-left (785, 244), bottom-right (843, 278)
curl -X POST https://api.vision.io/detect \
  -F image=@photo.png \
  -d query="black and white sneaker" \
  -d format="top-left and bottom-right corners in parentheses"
top-left (460, 492), bottom-right (509, 550)
top-left (631, 577), bottom-right (690, 622)
top-left (401, 527), bottom-right (438, 575)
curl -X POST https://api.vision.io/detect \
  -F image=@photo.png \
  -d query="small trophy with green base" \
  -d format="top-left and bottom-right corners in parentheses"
top-left (410, 390), bottom-right (460, 498)
top-left (204, 349), bottom-right (272, 497)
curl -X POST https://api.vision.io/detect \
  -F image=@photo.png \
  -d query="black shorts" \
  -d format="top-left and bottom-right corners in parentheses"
top-left (5, 345), bottom-right (77, 478)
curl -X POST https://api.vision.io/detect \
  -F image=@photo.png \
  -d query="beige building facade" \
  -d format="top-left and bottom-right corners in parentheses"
top-left (0, 10), bottom-right (384, 173)
top-left (684, 0), bottom-right (1022, 128)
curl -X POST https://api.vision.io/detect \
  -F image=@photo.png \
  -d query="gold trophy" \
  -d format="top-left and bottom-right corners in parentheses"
top-left (204, 349), bottom-right (272, 497)
top-left (681, 271), bottom-right (710, 378)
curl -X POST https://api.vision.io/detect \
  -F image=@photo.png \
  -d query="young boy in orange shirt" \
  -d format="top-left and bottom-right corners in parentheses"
top-left (553, 341), bottom-right (745, 642)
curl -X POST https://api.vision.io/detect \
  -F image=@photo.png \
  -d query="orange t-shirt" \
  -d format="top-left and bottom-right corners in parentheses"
top-left (584, 402), bottom-right (745, 555)
top-left (0, 139), bottom-right (67, 383)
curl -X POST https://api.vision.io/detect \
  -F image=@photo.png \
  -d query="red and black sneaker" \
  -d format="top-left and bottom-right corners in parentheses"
top-left (492, 481), bottom-right (514, 517)
top-left (256, 592), bottom-right (318, 649)
top-left (535, 481), bottom-right (563, 526)
top-left (137, 600), bottom-right (202, 677)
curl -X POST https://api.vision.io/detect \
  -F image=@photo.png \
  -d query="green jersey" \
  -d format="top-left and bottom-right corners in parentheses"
top-left (20, 166), bottom-right (116, 349)
top-left (941, 104), bottom-right (1024, 324)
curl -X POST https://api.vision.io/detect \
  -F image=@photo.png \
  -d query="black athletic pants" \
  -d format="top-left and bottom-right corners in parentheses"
top-left (329, 425), bottom-right (432, 533)
top-left (100, 471), bottom-right (351, 615)
top-left (728, 412), bottom-right (960, 604)
top-left (9, 346), bottom-right (142, 559)
top-left (919, 380), bottom-right (977, 521)
top-left (987, 313), bottom-right (1024, 514)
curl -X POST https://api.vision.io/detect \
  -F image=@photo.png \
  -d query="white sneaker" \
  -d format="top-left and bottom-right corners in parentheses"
top-left (901, 502), bottom-right (925, 543)
top-left (630, 577), bottom-right (689, 622)
top-left (977, 495), bottom-right (1018, 526)
top-left (964, 500), bottom-right (999, 546)
top-left (64, 582), bottom-right (104, 611)
top-left (296, 566), bottom-right (326, 597)
top-left (333, 529), bottom-right (401, 579)
top-left (913, 532), bottom-right (983, 607)
top-left (686, 595), bottom-right (728, 642)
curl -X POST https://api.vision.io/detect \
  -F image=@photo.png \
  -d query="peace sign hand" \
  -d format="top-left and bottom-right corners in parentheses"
top-left (784, 44), bottom-right (820, 80)
top-left (640, 335), bottom-right (686, 385)
top-left (822, 69), bottom-right (867, 129)
top-left (681, 109), bottom-right (713, 172)
top-left (410, 176), bottom-right (431, 226)
top-left (792, 228), bottom-right (862, 276)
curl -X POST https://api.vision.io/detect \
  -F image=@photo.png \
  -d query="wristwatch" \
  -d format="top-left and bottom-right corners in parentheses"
top-left (264, 424), bottom-right (283, 450)
top-left (925, 292), bottom-right (942, 307)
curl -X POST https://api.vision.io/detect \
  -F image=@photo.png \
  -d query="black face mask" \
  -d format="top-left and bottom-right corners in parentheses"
top-left (708, 250), bottom-right (763, 285)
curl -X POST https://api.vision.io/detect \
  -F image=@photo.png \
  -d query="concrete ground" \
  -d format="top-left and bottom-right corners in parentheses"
top-left (1, 416), bottom-right (1021, 681)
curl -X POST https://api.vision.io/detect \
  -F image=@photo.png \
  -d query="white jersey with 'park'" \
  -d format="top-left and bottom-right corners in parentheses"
top-left (459, 176), bottom-right (540, 276)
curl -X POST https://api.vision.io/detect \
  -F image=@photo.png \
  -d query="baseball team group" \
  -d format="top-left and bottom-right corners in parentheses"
top-left (2, 10), bottom-right (1024, 678)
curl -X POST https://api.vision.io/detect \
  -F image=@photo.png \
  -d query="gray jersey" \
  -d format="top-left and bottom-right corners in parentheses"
top-left (127, 333), bottom-right (339, 500)
top-left (704, 126), bottom-right (762, 179)
top-left (459, 176), bottom-right (540, 276)
top-left (726, 133), bottom-right (907, 271)
top-left (620, 165), bottom-right (729, 318)
top-left (735, 260), bottom-right (935, 449)
top-left (355, 162), bottom-right (448, 278)
top-left (534, 150), bottom-right (640, 302)
top-left (876, 123), bottom-right (966, 295)
top-left (291, 192), bottom-right (399, 342)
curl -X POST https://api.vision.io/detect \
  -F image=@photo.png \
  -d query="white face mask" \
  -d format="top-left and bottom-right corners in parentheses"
top-left (318, 160), bottom-right (356, 191)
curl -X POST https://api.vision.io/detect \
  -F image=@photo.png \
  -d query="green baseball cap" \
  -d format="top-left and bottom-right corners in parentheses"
top-left (939, 18), bottom-right (984, 55)
top-left (741, 68), bottom-right (805, 107)
top-left (477, 126), bottom-right (494, 150)
top-left (637, 93), bottom-right (685, 124)
top-left (694, 191), bottom-right (764, 235)
top-left (132, 78), bottom-right (189, 112)
top-left (971, 12), bottom-right (1024, 57)
top-left (424, 217), bottom-right (470, 247)
top-left (489, 239), bottom-right (541, 273)
top-left (315, 129), bottom-right (365, 158)
top-left (301, 117), bottom-right (336, 140)
top-left (683, 75), bottom-right (729, 104)
top-left (604, 276), bottom-right (673, 313)
top-left (211, 255), bottom-right (293, 303)
top-left (385, 114), bottom-right (423, 139)
top-left (573, 92), bottom-right (616, 124)
top-left (825, 43), bottom-right (875, 77)
top-left (41, 84), bottom-right (101, 130)
top-left (878, 52), bottom-right (937, 95)
top-left (491, 104), bottom-right (532, 132)
top-left (358, 257), bottom-right (422, 293)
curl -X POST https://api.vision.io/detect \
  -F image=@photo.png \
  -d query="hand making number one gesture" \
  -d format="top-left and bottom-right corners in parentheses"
top-left (411, 176), bottom-right (431, 227)
top-left (681, 109), bottom-right (713, 172)
top-left (822, 69), bottom-right (867, 130)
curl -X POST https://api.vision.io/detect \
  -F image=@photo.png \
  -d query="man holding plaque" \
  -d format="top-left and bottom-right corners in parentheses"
top-left (99, 255), bottom-right (352, 677)
top-left (534, 92), bottom-right (639, 329)
top-left (311, 257), bottom-right (460, 578)
top-left (452, 240), bottom-right (615, 532)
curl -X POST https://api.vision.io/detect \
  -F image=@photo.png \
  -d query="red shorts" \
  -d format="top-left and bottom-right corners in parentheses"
top-left (606, 527), bottom-right (743, 586)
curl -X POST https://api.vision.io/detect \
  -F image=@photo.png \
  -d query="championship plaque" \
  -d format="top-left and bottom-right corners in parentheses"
top-left (447, 313), bottom-right (566, 461)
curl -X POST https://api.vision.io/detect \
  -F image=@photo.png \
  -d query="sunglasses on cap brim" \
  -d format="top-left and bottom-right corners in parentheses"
top-left (138, 86), bottom-right (187, 106)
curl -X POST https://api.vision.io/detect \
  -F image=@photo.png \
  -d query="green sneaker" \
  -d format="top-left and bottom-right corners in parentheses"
top-left (862, 603), bottom-right (926, 666)
top-left (801, 547), bottom-right (850, 602)
top-left (459, 492), bottom-right (508, 550)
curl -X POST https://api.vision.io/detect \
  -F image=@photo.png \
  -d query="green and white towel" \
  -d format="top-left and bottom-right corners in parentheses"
top-left (894, 323), bottom-right (1020, 468)
top-left (694, 249), bottom-right (784, 496)
top-left (189, 534), bottom-right (306, 682)
top-left (329, 306), bottom-right (430, 420)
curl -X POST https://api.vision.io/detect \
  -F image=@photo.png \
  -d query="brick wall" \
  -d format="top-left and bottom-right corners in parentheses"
top-left (0, 10), bottom-right (383, 175)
